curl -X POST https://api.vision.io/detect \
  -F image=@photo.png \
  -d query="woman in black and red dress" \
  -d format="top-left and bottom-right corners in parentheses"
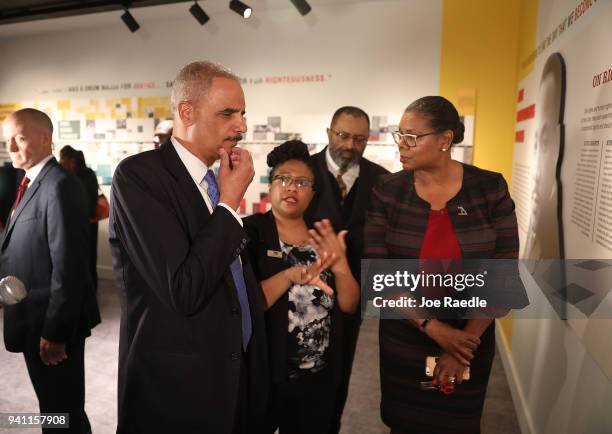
top-left (364, 96), bottom-right (521, 433)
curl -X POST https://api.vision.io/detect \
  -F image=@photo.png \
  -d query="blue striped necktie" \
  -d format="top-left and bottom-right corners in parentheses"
top-left (203, 170), bottom-right (252, 351)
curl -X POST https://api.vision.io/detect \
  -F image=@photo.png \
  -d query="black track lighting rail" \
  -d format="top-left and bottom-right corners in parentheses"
top-left (0, 0), bottom-right (186, 25)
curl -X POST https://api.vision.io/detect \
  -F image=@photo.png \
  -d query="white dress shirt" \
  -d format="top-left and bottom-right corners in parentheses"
top-left (9, 154), bottom-right (54, 219)
top-left (24, 154), bottom-right (54, 186)
top-left (170, 137), bottom-right (243, 226)
top-left (325, 147), bottom-right (360, 194)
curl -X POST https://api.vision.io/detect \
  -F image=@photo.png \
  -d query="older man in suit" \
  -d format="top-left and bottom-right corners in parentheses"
top-left (109, 61), bottom-right (268, 434)
top-left (1, 108), bottom-right (100, 434)
top-left (305, 106), bottom-right (389, 433)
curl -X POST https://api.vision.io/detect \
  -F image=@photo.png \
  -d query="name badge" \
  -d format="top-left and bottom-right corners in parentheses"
top-left (267, 249), bottom-right (283, 258)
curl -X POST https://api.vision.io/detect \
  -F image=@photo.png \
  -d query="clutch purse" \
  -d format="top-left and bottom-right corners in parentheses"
top-left (95, 191), bottom-right (110, 221)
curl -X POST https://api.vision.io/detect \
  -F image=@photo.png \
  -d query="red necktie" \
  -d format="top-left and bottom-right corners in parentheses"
top-left (12, 176), bottom-right (30, 214)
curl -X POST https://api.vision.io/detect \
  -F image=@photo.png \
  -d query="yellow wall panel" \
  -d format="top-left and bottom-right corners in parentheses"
top-left (439, 0), bottom-right (521, 185)
top-left (0, 103), bottom-right (21, 121)
top-left (439, 0), bottom-right (538, 346)
top-left (56, 99), bottom-right (70, 111)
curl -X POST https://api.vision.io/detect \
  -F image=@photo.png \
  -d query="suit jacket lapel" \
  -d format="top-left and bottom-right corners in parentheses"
top-left (159, 141), bottom-right (241, 299)
top-left (2, 159), bottom-right (54, 250)
top-left (346, 158), bottom-right (371, 227)
top-left (159, 140), bottom-right (210, 223)
top-left (261, 210), bottom-right (289, 276)
top-left (310, 148), bottom-right (343, 229)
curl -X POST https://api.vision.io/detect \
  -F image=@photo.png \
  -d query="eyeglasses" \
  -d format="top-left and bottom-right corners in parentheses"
top-left (329, 128), bottom-right (368, 146)
top-left (391, 131), bottom-right (439, 147)
top-left (271, 174), bottom-right (314, 189)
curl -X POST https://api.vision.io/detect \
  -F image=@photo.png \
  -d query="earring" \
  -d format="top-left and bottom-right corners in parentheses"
top-left (441, 148), bottom-right (448, 152)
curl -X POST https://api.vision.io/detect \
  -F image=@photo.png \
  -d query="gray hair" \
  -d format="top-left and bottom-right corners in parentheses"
top-left (170, 61), bottom-right (239, 114)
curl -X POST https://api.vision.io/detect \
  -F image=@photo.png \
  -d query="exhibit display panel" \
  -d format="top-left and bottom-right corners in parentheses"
top-left (509, 1), bottom-right (612, 433)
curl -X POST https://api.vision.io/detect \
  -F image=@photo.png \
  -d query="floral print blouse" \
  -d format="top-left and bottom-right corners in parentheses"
top-left (280, 241), bottom-right (334, 379)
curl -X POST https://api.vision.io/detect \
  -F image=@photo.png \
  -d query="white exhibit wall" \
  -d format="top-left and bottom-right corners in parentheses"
top-left (0, 0), bottom-right (442, 137)
top-left (0, 0), bottom-right (443, 278)
top-left (507, 0), bottom-right (612, 433)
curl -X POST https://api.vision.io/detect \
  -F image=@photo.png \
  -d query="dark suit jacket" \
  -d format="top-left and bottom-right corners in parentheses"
top-left (364, 164), bottom-right (520, 260)
top-left (364, 163), bottom-right (528, 318)
top-left (109, 141), bottom-right (268, 434)
top-left (305, 147), bottom-right (389, 282)
top-left (0, 164), bottom-right (23, 227)
top-left (243, 211), bottom-right (344, 384)
top-left (1, 158), bottom-right (100, 352)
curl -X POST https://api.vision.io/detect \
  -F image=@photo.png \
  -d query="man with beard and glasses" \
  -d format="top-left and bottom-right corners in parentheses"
top-left (109, 61), bottom-right (268, 434)
top-left (305, 106), bottom-right (388, 433)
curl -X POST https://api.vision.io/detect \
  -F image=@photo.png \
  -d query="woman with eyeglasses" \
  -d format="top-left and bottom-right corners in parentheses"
top-left (244, 140), bottom-right (359, 434)
top-left (365, 96), bottom-right (520, 434)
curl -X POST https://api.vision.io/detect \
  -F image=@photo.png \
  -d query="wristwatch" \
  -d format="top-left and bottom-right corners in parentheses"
top-left (419, 319), bottom-right (432, 333)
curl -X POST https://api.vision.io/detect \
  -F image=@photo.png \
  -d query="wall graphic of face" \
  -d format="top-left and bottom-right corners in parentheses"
top-left (525, 52), bottom-right (566, 259)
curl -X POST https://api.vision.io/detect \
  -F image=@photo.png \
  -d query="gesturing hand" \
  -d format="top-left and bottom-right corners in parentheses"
top-left (218, 147), bottom-right (254, 210)
top-left (40, 337), bottom-right (68, 366)
top-left (308, 219), bottom-right (349, 273)
top-left (286, 251), bottom-right (336, 295)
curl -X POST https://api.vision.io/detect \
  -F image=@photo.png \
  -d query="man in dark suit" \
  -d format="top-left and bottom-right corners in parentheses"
top-left (1, 108), bottom-right (100, 434)
top-left (305, 106), bottom-right (389, 433)
top-left (109, 61), bottom-right (268, 434)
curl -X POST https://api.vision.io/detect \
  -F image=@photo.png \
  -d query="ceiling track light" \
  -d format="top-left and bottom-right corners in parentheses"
top-left (229, 0), bottom-right (252, 19)
top-left (121, 9), bottom-right (140, 32)
top-left (290, 0), bottom-right (312, 16)
top-left (190, 1), bottom-right (210, 25)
